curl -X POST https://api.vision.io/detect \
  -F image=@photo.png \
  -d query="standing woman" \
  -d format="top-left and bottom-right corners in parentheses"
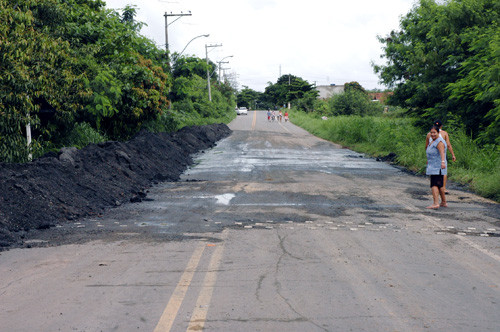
top-left (426, 125), bottom-right (448, 209)
top-left (425, 120), bottom-right (456, 193)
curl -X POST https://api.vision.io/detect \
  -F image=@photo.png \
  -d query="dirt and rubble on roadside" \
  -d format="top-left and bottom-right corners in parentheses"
top-left (0, 124), bottom-right (232, 250)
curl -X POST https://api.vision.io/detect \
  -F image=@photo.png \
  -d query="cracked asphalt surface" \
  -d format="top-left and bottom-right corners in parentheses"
top-left (1, 111), bottom-right (499, 331)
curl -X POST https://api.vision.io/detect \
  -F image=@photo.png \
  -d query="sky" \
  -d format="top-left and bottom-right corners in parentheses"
top-left (104, 0), bottom-right (417, 92)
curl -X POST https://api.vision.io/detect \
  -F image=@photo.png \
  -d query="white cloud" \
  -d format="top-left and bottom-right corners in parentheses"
top-left (104, 0), bottom-right (417, 91)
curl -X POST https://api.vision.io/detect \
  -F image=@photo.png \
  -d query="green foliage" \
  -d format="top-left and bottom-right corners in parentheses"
top-left (171, 71), bottom-right (236, 125)
top-left (294, 90), bottom-right (322, 112)
top-left (291, 110), bottom-right (500, 201)
top-left (0, 112), bottom-right (30, 163)
top-left (139, 111), bottom-right (180, 134)
top-left (374, 0), bottom-right (500, 144)
top-left (0, 0), bottom-right (84, 162)
top-left (0, 0), bottom-right (237, 163)
top-left (84, 69), bottom-right (122, 129)
top-left (64, 122), bottom-right (108, 149)
top-left (326, 89), bottom-right (383, 116)
top-left (237, 86), bottom-right (268, 109)
top-left (344, 81), bottom-right (366, 93)
top-left (171, 56), bottom-right (213, 81)
top-left (169, 55), bottom-right (235, 123)
top-left (446, 24), bottom-right (500, 144)
top-left (265, 74), bottom-right (318, 106)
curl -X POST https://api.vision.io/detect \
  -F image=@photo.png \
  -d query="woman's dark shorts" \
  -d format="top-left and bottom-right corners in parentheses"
top-left (430, 175), bottom-right (444, 188)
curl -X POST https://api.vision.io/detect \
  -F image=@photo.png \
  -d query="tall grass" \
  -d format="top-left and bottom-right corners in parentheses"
top-left (291, 110), bottom-right (500, 201)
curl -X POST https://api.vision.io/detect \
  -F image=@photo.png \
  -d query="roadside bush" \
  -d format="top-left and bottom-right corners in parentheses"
top-left (326, 90), bottom-right (384, 116)
top-left (64, 122), bottom-right (108, 149)
top-left (295, 90), bottom-right (321, 112)
top-left (0, 111), bottom-right (30, 163)
top-left (139, 111), bottom-right (180, 133)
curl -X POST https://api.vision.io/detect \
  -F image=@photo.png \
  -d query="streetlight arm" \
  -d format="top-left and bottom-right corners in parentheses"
top-left (219, 55), bottom-right (234, 62)
top-left (178, 34), bottom-right (209, 57)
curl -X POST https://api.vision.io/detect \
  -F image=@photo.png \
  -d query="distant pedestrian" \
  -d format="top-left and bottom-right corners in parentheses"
top-left (425, 120), bottom-right (456, 193)
top-left (278, 110), bottom-right (283, 122)
top-left (284, 111), bottom-right (289, 122)
top-left (267, 110), bottom-right (271, 122)
top-left (426, 125), bottom-right (447, 209)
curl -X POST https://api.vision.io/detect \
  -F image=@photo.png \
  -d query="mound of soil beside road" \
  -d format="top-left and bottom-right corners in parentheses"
top-left (0, 124), bottom-right (232, 249)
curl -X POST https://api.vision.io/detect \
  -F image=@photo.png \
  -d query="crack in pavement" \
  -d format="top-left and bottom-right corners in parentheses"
top-left (273, 229), bottom-right (330, 332)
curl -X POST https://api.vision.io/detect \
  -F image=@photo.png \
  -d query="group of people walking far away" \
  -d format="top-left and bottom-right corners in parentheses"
top-left (425, 120), bottom-right (456, 209)
top-left (267, 109), bottom-right (289, 123)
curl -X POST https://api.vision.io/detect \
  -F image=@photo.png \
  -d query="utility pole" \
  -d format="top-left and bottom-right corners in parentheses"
top-left (218, 61), bottom-right (229, 83)
top-left (205, 43), bottom-right (222, 102)
top-left (288, 73), bottom-right (291, 109)
top-left (217, 56), bottom-right (233, 83)
top-left (164, 11), bottom-right (192, 63)
top-left (221, 67), bottom-right (231, 82)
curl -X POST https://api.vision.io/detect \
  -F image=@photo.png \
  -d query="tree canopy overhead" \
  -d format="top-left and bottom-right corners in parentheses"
top-left (374, 0), bottom-right (500, 144)
top-left (0, 0), bottom-right (237, 163)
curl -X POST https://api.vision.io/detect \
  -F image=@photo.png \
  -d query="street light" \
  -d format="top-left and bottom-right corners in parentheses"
top-left (217, 55), bottom-right (233, 82)
top-left (178, 34), bottom-right (209, 57)
top-left (206, 43), bottom-right (222, 102)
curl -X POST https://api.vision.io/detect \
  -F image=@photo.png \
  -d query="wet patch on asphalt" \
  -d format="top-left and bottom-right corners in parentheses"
top-left (405, 188), bottom-right (429, 201)
top-left (10, 122), bottom-right (499, 250)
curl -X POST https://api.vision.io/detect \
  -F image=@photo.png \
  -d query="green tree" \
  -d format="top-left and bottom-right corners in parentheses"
top-left (374, 0), bottom-right (500, 142)
top-left (237, 86), bottom-right (265, 109)
top-left (264, 75), bottom-right (317, 106)
top-left (344, 81), bottom-right (366, 94)
top-left (171, 56), bottom-right (214, 80)
top-left (446, 24), bottom-right (500, 144)
top-left (295, 90), bottom-right (322, 112)
top-left (0, 0), bottom-right (84, 162)
top-left (170, 55), bottom-right (236, 123)
top-left (327, 89), bottom-right (382, 116)
top-left (0, 0), bottom-right (236, 162)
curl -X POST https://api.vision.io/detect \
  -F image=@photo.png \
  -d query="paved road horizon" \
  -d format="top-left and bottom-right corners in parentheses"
top-left (1, 111), bottom-right (499, 331)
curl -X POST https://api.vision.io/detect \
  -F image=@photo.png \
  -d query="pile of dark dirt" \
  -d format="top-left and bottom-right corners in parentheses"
top-left (0, 124), bottom-right (232, 248)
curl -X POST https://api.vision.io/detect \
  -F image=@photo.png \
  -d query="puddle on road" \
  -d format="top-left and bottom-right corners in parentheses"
top-left (214, 193), bottom-right (235, 205)
top-left (187, 141), bottom-right (395, 177)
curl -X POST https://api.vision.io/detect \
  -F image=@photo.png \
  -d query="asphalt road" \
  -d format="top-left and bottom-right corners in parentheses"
top-left (1, 111), bottom-right (499, 331)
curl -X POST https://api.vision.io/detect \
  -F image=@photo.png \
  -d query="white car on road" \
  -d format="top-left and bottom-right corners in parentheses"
top-left (236, 107), bottom-right (248, 115)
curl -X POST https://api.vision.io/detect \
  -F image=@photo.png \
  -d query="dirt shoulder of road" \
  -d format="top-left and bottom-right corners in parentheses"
top-left (0, 124), bottom-right (232, 249)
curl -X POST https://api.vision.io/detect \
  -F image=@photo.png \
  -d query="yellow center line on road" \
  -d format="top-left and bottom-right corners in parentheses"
top-left (186, 229), bottom-right (229, 331)
top-left (153, 243), bottom-right (206, 332)
top-left (251, 110), bottom-right (257, 130)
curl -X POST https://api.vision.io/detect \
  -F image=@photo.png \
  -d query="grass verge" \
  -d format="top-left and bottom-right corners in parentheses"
top-left (290, 110), bottom-right (500, 202)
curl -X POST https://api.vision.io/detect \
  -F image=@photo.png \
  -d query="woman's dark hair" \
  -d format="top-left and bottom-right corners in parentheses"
top-left (430, 125), bottom-right (440, 132)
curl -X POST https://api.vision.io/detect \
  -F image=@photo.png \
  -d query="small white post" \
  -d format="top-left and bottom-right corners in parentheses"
top-left (26, 120), bottom-right (32, 161)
